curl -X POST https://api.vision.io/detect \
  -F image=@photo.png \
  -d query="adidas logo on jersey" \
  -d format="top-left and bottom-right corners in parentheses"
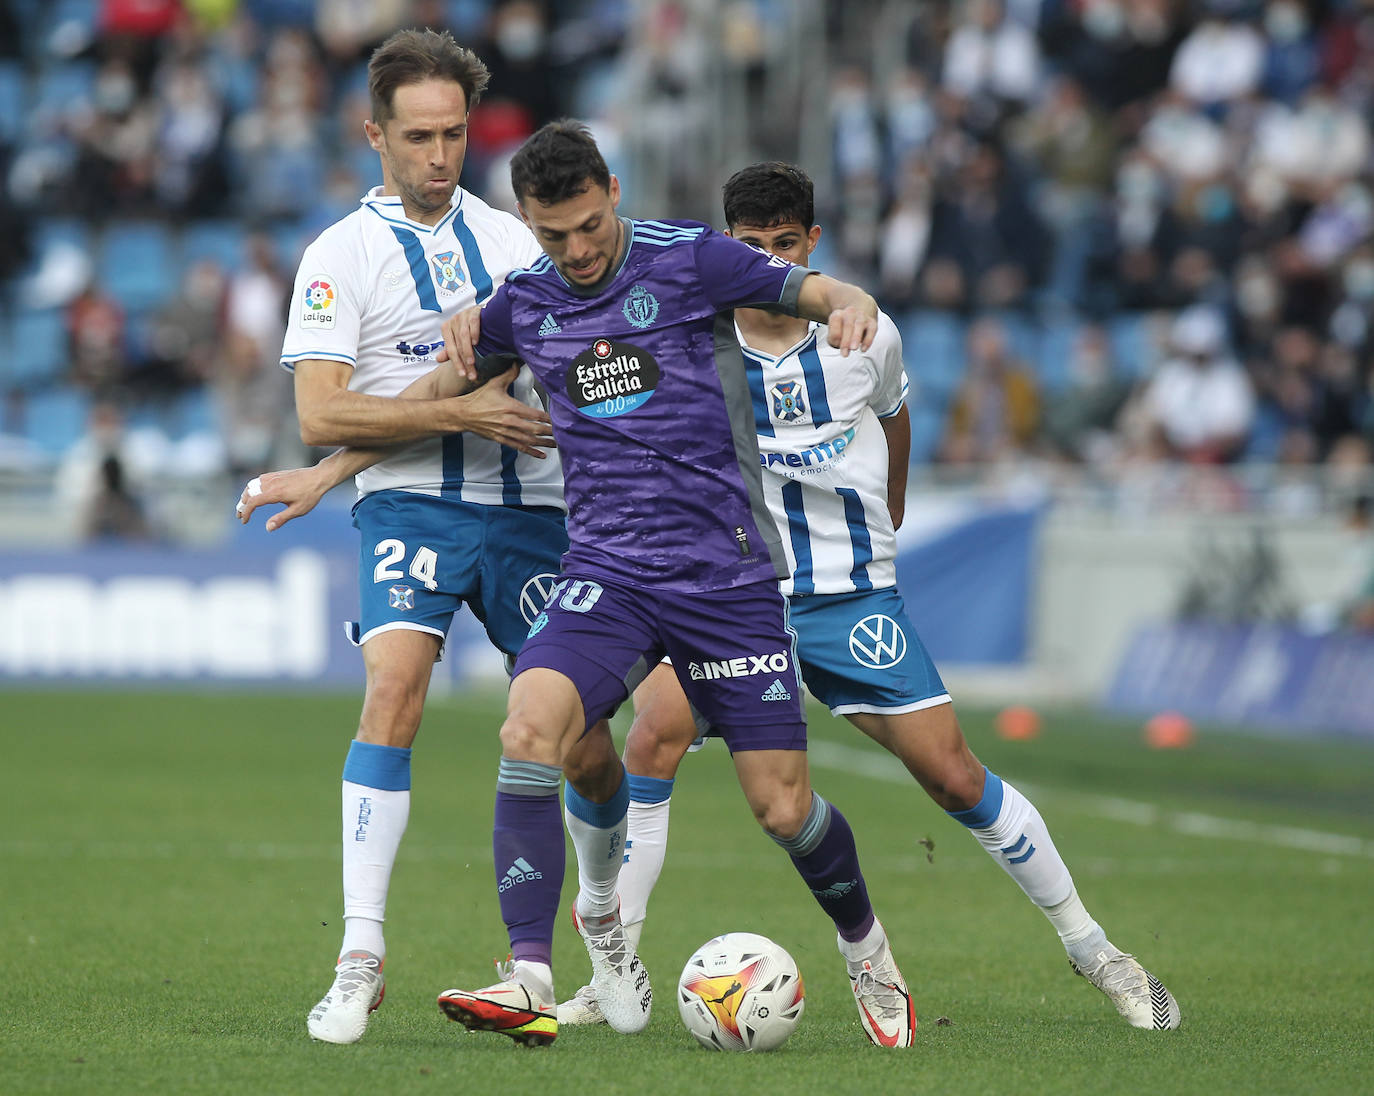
top-left (497, 856), bottom-right (543, 892)
top-left (538, 313), bottom-right (562, 336)
top-left (760, 679), bottom-right (792, 702)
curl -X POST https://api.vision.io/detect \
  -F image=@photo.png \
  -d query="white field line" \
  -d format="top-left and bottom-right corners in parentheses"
top-left (806, 740), bottom-right (1374, 861)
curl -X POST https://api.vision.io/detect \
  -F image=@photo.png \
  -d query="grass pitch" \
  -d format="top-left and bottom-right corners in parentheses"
top-left (3, 688), bottom-right (1372, 1095)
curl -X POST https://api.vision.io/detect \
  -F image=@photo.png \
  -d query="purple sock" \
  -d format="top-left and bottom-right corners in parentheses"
top-left (493, 760), bottom-right (565, 966)
top-left (771, 793), bottom-right (876, 942)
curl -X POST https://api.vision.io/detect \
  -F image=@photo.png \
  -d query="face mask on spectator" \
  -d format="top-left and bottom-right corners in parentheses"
top-left (1265, 2), bottom-right (1308, 43)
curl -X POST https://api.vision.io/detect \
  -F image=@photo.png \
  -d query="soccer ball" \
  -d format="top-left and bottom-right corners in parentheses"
top-left (677, 932), bottom-right (805, 1051)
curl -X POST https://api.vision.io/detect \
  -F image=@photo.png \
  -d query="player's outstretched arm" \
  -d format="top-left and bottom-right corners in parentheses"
top-left (235, 451), bottom-right (361, 531)
top-left (795, 273), bottom-right (879, 356)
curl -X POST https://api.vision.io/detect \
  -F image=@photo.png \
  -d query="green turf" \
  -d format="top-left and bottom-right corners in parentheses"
top-left (3, 689), bottom-right (1372, 1095)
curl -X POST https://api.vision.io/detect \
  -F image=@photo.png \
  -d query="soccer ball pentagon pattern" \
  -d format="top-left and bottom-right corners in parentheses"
top-left (677, 932), bottom-right (805, 1051)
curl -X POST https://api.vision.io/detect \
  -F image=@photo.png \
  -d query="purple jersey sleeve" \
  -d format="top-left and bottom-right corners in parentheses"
top-left (693, 229), bottom-right (813, 315)
top-left (473, 283), bottom-right (518, 359)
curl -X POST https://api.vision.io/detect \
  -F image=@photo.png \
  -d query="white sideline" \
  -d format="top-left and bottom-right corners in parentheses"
top-left (806, 739), bottom-right (1374, 861)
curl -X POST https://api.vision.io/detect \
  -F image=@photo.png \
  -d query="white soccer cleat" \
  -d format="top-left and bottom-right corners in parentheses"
top-left (437, 960), bottom-right (558, 1047)
top-left (307, 950), bottom-right (385, 1044)
top-left (842, 934), bottom-right (916, 1048)
top-left (556, 982), bottom-right (607, 1026)
top-left (572, 907), bottom-right (652, 1033)
top-left (1070, 948), bottom-right (1181, 1030)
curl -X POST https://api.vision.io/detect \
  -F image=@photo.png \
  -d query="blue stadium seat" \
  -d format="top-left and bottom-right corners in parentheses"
top-left (1036, 315), bottom-right (1081, 392)
top-left (0, 61), bottom-right (27, 146)
top-left (896, 310), bottom-right (965, 398)
top-left (1108, 313), bottom-right (1151, 378)
top-left (181, 220), bottom-right (244, 271)
top-left (23, 384), bottom-right (90, 456)
top-left (98, 222), bottom-right (178, 314)
top-left (1, 308), bottom-right (67, 389)
top-left (28, 61), bottom-right (95, 136)
top-left (906, 400), bottom-right (947, 465)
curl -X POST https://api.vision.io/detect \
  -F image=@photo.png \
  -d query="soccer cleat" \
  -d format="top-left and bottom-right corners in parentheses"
top-left (437, 960), bottom-right (558, 1047)
top-left (307, 950), bottom-right (385, 1044)
top-left (572, 907), bottom-right (652, 1033)
top-left (556, 982), bottom-right (607, 1026)
top-left (843, 935), bottom-right (916, 1048)
top-left (1070, 948), bottom-right (1182, 1030)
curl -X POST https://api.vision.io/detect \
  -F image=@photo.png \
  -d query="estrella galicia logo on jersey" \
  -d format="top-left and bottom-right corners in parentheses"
top-left (527, 612), bottom-right (549, 638)
top-left (621, 284), bottom-right (659, 329)
top-left (770, 380), bottom-right (807, 423)
top-left (568, 338), bottom-right (659, 418)
top-left (430, 251), bottom-right (465, 294)
top-left (518, 573), bottom-right (559, 624)
top-left (849, 614), bottom-right (907, 668)
top-left (300, 273), bottom-right (337, 328)
top-left (388, 585), bottom-right (415, 611)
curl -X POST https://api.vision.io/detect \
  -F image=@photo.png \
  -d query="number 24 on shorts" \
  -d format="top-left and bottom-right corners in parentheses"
top-left (373, 538), bottom-right (439, 591)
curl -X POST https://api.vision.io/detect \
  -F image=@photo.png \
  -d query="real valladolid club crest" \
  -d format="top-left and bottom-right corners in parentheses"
top-left (431, 251), bottom-right (465, 294)
top-left (621, 284), bottom-right (659, 328)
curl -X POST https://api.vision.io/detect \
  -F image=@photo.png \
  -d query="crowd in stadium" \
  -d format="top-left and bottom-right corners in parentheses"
top-left (2, 0), bottom-right (1373, 527)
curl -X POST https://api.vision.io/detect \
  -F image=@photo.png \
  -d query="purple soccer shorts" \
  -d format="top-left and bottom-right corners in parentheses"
top-left (513, 575), bottom-right (806, 751)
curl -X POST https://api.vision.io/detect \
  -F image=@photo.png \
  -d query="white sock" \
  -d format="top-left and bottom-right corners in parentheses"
top-left (618, 795), bottom-right (673, 951)
top-left (340, 779), bottom-right (409, 961)
top-left (564, 772), bottom-right (629, 922)
top-left (836, 917), bottom-right (887, 964)
top-left (953, 772), bottom-right (1105, 955)
top-left (513, 959), bottom-right (555, 1002)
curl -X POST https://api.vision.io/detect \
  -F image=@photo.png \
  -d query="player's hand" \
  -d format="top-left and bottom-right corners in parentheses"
top-left (234, 467), bottom-right (331, 531)
top-left (435, 306), bottom-right (483, 381)
top-left (825, 306), bottom-right (877, 356)
top-left (442, 365), bottom-right (556, 458)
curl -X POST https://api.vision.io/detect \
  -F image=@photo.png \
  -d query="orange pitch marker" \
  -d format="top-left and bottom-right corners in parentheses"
top-left (1144, 711), bottom-right (1195, 749)
top-left (995, 705), bottom-right (1041, 741)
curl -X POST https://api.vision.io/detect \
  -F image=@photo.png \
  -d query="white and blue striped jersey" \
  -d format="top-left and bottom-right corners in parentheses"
top-left (744, 311), bottom-right (909, 596)
top-left (280, 186), bottom-right (565, 510)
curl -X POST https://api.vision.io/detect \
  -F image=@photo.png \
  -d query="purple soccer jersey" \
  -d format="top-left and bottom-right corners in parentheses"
top-left (476, 219), bottom-right (812, 592)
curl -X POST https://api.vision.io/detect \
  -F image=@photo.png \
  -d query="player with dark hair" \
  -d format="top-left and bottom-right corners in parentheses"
top-left (237, 31), bottom-right (628, 1047)
top-left (420, 120), bottom-right (916, 1048)
top-left (555, 160), bottom-right (1182, 1034)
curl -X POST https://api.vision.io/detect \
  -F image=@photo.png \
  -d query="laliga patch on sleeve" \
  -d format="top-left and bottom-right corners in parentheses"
top-left (299, 274), bottom-right (338, 328)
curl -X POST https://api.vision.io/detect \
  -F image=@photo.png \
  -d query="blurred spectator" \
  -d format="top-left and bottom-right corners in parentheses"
top-left (1131, 305), bottom-right (1256, 463)
top-left (216, 233), bottom-right (290, 474)
top-left (1043, 324), bottom-right (1133, 465)
top-left (83, 453), bottom-right (154, 540)
top-left (1260, 0), bottom-right (1321, 104)
top-left (1169, 12), bottom-right (1266, 109)
top-left (150, 52), bottom-right (229, 216)
top-left (921, 138), bottom-right (1049, 311)
top-left (139, 257), bottom-right (226, 396)
top-left (71, 57), bottom-right (161, 217)
top-left (940, 316), bottom-right (1041, 463)
top-left (941, 0), bottom-right (1040, 129)
top-left (314, 0), bottom-right (407, 66)
top-left (66, 278), bottom-right (127, 395)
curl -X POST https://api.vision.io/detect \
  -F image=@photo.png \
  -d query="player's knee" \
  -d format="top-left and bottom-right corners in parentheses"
top-left (499, 713), bottom-right (559, 764)
top-left (920, 748), bottom-right (986, 812)
top-left (753, 786), bottom-right (812, 841)
top-left (358, 673), bottom-right (426, 744)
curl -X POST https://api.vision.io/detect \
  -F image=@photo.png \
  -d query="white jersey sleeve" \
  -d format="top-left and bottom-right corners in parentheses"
top-left (277, 186), bottom-right (564, 510)
top-left (868, 311), bottom-right (909, 420)
top-left (281, 226), bottom-right (367, 370)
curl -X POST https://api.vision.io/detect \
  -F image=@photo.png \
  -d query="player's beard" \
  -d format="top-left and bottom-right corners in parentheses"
top-left (399, 174), bottom-right (457, 218)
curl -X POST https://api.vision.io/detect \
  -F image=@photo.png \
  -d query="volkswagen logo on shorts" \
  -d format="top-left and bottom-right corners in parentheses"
top-left (519, 573), bottom-right (559, 624)
top-left (848, 614), bottom-right (907, 668)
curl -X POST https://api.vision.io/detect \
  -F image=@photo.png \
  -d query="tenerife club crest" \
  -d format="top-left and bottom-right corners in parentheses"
top-left (430, 251), bottom-right (465, 294)
top-left (770, 380), bottom-right (807, 423)
top-left (621, 284), bottom-right (660, 329)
